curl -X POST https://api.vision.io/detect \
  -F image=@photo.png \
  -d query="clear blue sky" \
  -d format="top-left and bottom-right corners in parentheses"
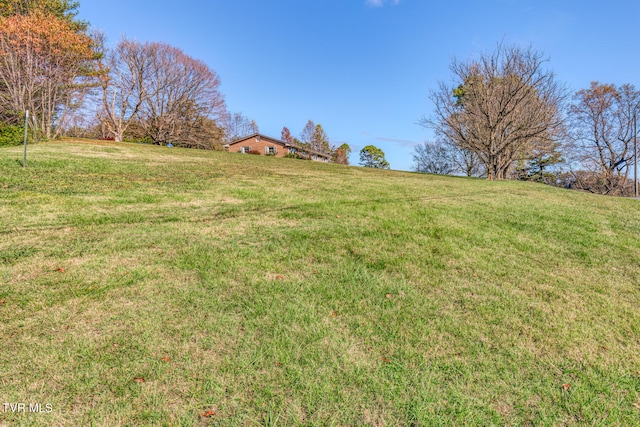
top-left (79, 1), bottom-right (640, 171)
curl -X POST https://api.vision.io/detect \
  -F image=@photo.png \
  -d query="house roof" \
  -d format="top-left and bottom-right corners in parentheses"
top-left (228, 133), bottom-right (332, 158)
top-left (228, 133), bottom-right (289, 147)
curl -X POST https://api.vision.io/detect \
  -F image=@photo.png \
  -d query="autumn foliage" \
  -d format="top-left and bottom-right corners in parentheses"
top-left (0, 11), bottom-right (97, 138)
top-left (0, 12), bottom-right (93, 61)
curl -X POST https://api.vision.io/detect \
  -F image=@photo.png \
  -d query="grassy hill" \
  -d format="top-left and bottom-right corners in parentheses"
top-left (1, 139), bottom-right (639, 426)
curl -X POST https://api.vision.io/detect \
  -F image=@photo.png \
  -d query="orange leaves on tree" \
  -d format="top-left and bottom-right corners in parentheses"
top-left (0, 13), bottom-right (94, 61)
top-left (0, 12), bottom-right (98, 138)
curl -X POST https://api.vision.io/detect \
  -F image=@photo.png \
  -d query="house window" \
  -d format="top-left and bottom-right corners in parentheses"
top-left (265, 146), bottom-right (277, 155)
top-left (241, 146), bottom-right (251, 153)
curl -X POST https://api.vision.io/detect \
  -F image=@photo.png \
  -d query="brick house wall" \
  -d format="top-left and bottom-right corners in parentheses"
top-left (227, 134), bottom-right (290, 157)
top-left (226, 133), bottom-right (332, 162)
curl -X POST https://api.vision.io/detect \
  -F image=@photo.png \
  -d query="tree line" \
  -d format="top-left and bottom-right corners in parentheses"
top-left (0, 3), bottom-right (292, 153)
top-left (0, 1), bottom-right (223, 147)
top-left (417, 43), bottom-right (640, 196)
top-left (276, 119), bottom-right (353, 164)
top-left (4, 3), bottom-right (633, 191)
top-left (0, 1), bottom-right (361, 164)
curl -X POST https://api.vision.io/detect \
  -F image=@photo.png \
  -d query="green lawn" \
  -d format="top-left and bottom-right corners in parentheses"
top-left (1, 140), bottom-right (639, 426)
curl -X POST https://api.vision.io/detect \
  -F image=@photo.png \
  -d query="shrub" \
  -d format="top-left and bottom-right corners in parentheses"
top-left (285, 153), bottom-right (309, 160)
top-left (0, 123), bottom-right (24, 147)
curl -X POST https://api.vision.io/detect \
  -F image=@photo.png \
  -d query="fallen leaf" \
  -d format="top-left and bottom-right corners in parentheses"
top-left (201, 410), bottom-right (216, 418)
top-left (562, 383), bottom-right (570, 391)
top-left (56, 267), bottom-right (66, 273)
top-left (381, 357), bottom-right (391, 363)
top-left (385, 294), bottom-right (392, 299)
top-left (133, 377), bottom-right (146, 383)
top-left (274, 362), bottom-right (282, 367)
top-left (336, 215), bottom-right (341, 218)
top-left (330, 310), bottom-right (338, 317)
top-left (276, 275), bottom-right (284, 280)
top-left (160, 356), bottom-right (170, 362)
top-left (632, 402), bottom-right (640, 410)
top-left (473, 272), bottom-right (477, 277)
top-left (0, 300), bottom-right (5, 305)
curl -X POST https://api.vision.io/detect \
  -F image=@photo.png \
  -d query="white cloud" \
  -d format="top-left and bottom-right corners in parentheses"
top-left (365, 0), bottom-right (400, 7)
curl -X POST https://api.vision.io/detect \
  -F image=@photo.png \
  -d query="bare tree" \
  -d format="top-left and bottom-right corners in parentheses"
top-left (412, 141), bottom-right (455, 175)
top-left (96, 36), bottom-right (149, 142)
top-left (310, 123), bottom-right (330, 153)
top-left (449, 144), bottom-right (485, 177)
top-left (568, 82), bottom-right (640, 195)
top-left (300, 119), bottom-right (315, 145)
top-left (281, 126), bottom-right (293, 144)
top-left (223, 112), bottom-right (258, 142)
top-left (137, 42), bottom-right (228, 147)
top-left (424, 43), bottom-right (566, 180)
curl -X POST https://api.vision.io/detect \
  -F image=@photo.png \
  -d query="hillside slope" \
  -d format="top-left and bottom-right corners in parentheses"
top-left (1, 140), bottom-right (639, 426)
